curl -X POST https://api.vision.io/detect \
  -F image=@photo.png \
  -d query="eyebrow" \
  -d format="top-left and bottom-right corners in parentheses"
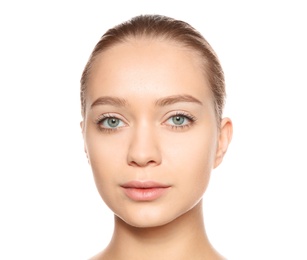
top-left (155, 94), bottom-right (203, 106)
top-left (90, 96), bottom-right (127, 109)
top-left (90, 94), bottom-right (203, 109)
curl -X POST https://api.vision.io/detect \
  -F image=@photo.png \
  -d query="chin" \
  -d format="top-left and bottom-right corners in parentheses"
top-left (116, 204), bottom-right (194, 229)
top-left (116, 207), bottom-right (178, 228)
top-left (120, 216), bottom-right (172, 228)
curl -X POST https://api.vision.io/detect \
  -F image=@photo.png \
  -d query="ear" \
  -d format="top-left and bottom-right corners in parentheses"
top-left (80, 121), bottom-right (89, 162)
top-left (214, 117), bottom-right (233, 168)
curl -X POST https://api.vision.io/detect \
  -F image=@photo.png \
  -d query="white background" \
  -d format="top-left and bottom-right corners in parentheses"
top-left (0, 1), bottom-right (306, 259)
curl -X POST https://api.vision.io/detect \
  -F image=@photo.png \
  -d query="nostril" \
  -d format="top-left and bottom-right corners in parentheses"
top-left (128, 161), bottom-right (139, 167)
top-left (128, 159), bottom-right (159, 167)
top-left (147, 160), bottom-right (156, 165)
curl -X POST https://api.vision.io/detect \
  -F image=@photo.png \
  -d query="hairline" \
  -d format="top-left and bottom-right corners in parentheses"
top-left (82, 36), bottom-right (215, 116)
top-left (81, 15), bottom-right (225, 126)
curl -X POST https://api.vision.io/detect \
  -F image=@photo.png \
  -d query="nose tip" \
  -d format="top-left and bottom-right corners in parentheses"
top-left (127, 129), bottom-right (162, 167)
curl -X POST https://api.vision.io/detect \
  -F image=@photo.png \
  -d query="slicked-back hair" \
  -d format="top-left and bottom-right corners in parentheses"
top-left (81, 15), bottom-right (225, 123)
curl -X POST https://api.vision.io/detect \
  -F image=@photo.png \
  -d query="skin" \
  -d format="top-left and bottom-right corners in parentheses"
top-left (81, 38), bottom-right (232, 259)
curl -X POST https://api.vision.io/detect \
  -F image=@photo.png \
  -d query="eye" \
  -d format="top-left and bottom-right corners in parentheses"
top-left (168, 115), bottom-right (190, 126)
top-left (164, 112), bottom-right (196, 130)
top-left (96, 114), bottom-right (126, 132)
top-left (102, 117), bottom-right (123, 128)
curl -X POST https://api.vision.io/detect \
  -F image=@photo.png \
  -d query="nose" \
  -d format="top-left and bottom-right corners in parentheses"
top-left (127, 124), bottom-right (162, 167)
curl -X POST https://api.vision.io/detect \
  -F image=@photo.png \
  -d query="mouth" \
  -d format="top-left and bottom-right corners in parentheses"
top-left (121, 181), bottom-right (171, 201)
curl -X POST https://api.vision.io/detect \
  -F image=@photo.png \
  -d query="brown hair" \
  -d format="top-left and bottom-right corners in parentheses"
top-left (81, 14), bottom-right (225, 122)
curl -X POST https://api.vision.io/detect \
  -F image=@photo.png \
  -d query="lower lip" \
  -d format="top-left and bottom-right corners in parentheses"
top-left (122, 187), bottom-right (170, 201)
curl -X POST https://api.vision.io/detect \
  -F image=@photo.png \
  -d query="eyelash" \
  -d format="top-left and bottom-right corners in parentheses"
top-left (95, 112), bottom-right (197, 133)
top-left (95, 113), bottom-right (126, 133)
top-left (166, 112), bottom-right (197, 131)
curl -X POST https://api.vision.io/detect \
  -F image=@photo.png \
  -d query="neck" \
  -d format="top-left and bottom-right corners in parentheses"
top-left (98, 200), bottom-right (224, 260)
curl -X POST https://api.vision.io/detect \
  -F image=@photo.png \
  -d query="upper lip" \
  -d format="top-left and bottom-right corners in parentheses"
top-left (121, 181), bottom-right (171, 189)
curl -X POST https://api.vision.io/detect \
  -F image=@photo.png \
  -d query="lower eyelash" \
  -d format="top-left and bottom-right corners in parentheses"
top-left (170, 124), bottom-right (192, 130)
top-left (99, 127), bottom-right (118, 133)
top-left (95, 114), bottom-right (121, 133)
top-left (169, 112), bottom-right (197, 130)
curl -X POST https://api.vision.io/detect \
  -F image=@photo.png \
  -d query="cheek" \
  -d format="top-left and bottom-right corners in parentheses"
top-left (85, 128), bottom-right (127, 165)
top-left (164, 128), bottom-right (217, 187)
top-left (164, 126), bottom-right (217, 168)
top-left (84, 130), bottom-right (127, 188)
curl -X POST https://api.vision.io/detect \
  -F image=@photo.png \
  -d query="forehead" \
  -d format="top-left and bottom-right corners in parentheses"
top-left (86, 38), bottom-right (212, 104)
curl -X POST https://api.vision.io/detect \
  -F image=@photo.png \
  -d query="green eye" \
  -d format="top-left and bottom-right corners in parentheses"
top-left (172, 116), bottom-right (185, 125)
top-left (165, 113), bottom-right (196, 130)
top-left (99, 117), bottom-right (125, 129)
top-left (106, 118), bottom-right (120, 128)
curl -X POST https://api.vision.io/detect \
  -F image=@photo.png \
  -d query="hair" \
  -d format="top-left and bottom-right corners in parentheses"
top-left (81, 14), bottom-right (225, 122)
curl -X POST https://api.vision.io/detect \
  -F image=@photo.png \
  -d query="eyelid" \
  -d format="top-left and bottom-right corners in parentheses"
top-left (162, 110), bottom-right (196, 121)
top-left (95, 113), bottom-right (128, 132)
top-left (95, 113), bottom-right (127, 123)
top-left (162, 111), bottom-right (197, 128)
top-left (94, 111), bottom-right (196, 133)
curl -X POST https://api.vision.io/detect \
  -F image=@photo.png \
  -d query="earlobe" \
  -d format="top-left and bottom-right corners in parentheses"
top-left (214, 117), bottom-right (233, 168)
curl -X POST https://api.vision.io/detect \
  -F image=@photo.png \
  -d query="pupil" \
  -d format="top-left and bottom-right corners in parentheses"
top-left (173, 116), bottom-right (184, 125)
top-left (108, 118), bottom-right (119, 127)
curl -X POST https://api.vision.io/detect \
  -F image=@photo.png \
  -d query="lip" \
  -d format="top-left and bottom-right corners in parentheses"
top-left (121, 181), bottom-right (171, 201)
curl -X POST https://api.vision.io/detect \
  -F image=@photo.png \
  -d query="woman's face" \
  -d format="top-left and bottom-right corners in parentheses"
top-left (82, 39), bottom-right (231, 227)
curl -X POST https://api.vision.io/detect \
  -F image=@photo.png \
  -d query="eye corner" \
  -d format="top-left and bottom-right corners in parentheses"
top-left (162, 111), bottom-right (197, 131)
top-left (95, 113), bottom-right (128, 133)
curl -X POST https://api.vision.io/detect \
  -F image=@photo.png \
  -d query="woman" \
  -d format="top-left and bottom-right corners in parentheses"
top-left (80, 14), bottom-right (232, 259)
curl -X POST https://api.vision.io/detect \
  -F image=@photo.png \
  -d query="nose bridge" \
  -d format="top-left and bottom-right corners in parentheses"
top-left (127, 120), bottom-right (161, 167)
